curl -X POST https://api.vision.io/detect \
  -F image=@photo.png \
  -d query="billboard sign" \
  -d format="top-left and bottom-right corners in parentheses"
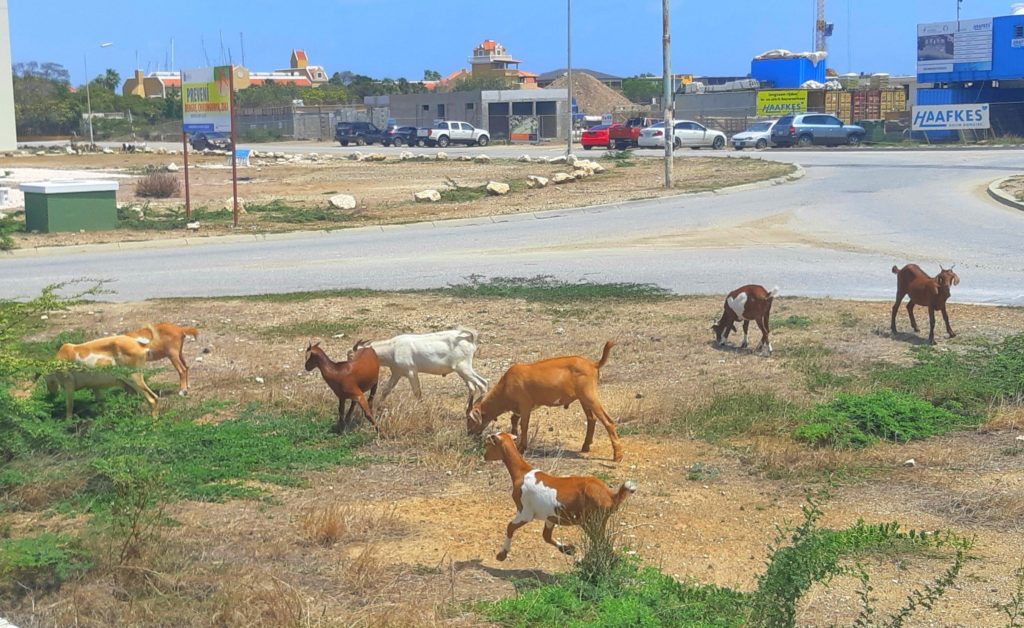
top-left (756, 90), bottom-right (808, 117)
top-left (917, 18), bottom-right (993, 75)
top-left (912, 104), bottom-right (990, 131)
top-left (182, 66), bottom-right (234, 136)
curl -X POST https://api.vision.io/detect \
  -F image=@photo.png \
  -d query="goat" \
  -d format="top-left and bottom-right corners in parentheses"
top-left (43, 369), bottom-right (158, 419)
top-left (890, 264), bottom-right (960, 344)
top-left (305, 340), bottom-right (380, 433)
top-left (352, 327), bottom-right (487, 411)
top-left (126, 323), bottom-right (199, 395)
top-left (53, 334), bottom-right (158, 417)
top-left (712, 284), bottom-right (778, 356)
top-left (485, 431), bottom-right (636, 561)
top-left (467, 341), bottom-right (623, 462)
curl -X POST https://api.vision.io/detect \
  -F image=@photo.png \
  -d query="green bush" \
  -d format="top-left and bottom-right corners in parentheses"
top-left (0, 533), bottom-right (90, 601)
top-left (794, 390), bottom-right (967, 449)
top-left (657, 391), bottom-right (800, 441)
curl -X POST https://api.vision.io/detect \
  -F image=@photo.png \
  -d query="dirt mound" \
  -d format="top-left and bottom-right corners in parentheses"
top-left (548, 71), bottom-right (634, 115)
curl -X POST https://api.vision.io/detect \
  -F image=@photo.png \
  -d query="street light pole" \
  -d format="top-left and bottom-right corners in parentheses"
top-left (662, 0), bottom-right (673, 188)
top-left (566, 0), bottom-right (573, 157)
top-left (84, 42), bottom-right (113, 149)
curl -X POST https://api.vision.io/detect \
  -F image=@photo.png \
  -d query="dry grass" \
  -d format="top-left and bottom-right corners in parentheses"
top-left (298, 502), bottom-right (405, 548)
top-left (932, 488), bottom-right (1024, 530)
top-left (211, 570), bottom-right (313, 628)
top-left (135, 172), bottom-right (181, 198)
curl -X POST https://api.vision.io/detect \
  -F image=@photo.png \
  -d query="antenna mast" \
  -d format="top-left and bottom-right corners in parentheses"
top-left (815, 0), bottom-right (828, 53)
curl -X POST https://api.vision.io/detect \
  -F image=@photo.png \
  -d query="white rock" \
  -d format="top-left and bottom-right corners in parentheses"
top-left (65, 146), bottom-right (74, 154)
top-left (329, 194), bottom-right (357, 210)
top-left (474, 154), bottom-right (491, 163)
top-left (166, 162), bottom-right (179, 172)
top-left (903, 459), bottom-right (916, 468)
top-left (399, 151), bottom-right (415, 160)
top-left (566, 154), bottom-right (579, 166)
top-left (1016, 435), bottom-right (1024, 442)
top-left (186, 221), bottom-right (200, 231)
top-left (414, 189), bottom-right (441, 202)
top-left (348, 151), bottom-right (364, 161)
top-left (35, 150), bottom-right (46, 156)
top-left (548, 155), bottom-right (567, 164)
top-left (455, 155), bottom-right (472, 161)
top-left (526, 175), bottom-right (549, 188)
top-left (518, 155), bottom-right (533, 162)
top-left (255, 377), bottom-right (265, 384)
top-left (552, 172), bottom-right (574, 184)
top-left (194, 356), bottom-right (203, 362)
top-left (101, 147), bottom-right (114, 154)
top-left (485, 181), bottom-right (510, 196)
top-left (364, 153), bottom-right (387, 161)
top-left (435, 152), bottom-right (449, 161)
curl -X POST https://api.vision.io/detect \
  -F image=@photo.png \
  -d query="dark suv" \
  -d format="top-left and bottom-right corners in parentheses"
top-left (335, 121), bottom-right (386, 146)
top-left (770, 114), bottom-right (865, 147)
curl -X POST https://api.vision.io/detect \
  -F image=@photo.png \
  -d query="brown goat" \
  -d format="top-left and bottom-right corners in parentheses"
top-left (890, 264), bottom-right (960, 344)
top-left (466, 341), bottom-right (623, 462)
top-left (712, 284), bottom-right (778, 356)
top-left (126, 323), bottom-right (199, 395)
top-left (485, 431), bottom-right (636, 561)
top-left (305, 341), bottom-right (380, 433)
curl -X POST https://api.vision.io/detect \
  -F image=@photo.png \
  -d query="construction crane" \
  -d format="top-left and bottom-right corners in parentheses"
top-left (814, 0), bottom-right (834, 53)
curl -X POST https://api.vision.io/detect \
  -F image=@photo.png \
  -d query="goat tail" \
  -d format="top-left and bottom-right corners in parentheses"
top-left (768, 286), bottom-right (779, 299)
top-left (892, 265), bottom-right (900, 275)
top-left (613, 480), bottom-right (637, 509)
top-left (181, 326), bottom-right (199, 340)
top-left (596, 340), bottom-right (616, 369)
top-left (456, 326), bottom-right (479, 344)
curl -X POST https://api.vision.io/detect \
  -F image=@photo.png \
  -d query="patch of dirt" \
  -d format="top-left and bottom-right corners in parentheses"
top-left (548, 71), bottom-right (636, 116)
top-left (1, 152), bottom-right (792, 249)
top-left (8, 295), bottom-right (1024, 626)
top-left (1000, 174), bottom-right (1024, 202)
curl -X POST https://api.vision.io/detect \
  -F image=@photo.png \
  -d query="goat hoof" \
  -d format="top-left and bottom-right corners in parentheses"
top-left (581, 445), bottom-right (591, 453)
top-left (560, 544), bottom-right (576, 556)
top-left (496, 551), bottom-right (508, 562)
top-left (948, 332), bottom-right (957, 338)
top-left (178, 390), bottom-right (188, 397)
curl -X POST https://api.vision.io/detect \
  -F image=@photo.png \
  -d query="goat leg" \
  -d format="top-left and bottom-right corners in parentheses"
top-left (332, 399), bottom-right (347, 434)
top-left (496, 519), bottom-right (528, 561)
top-left (941, 307), bottom-right (956, 338)
top-left (891, 295), bottom-right (904, 333)
top-left (907, 302), bottom-right (920, 332)
top-left (928, 307), bottom-right (937, 345)
top-left (543, 522), bottom-right (574, 556)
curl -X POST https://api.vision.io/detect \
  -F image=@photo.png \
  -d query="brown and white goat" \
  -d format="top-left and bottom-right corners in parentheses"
top-left (485, 432), bottom-right (636, 561)
top-left (305, 340), bottom-right (380, 433)
top-left (126, 322), bottom-right (199, 395)
top-left (53, 334), bottom-right (159, 417)
top-left (466, 341), bottom-right (623, 462)
top-left (712, 284), bottom-right (778, 356)
top-left (43, 369), bottom-right (159, 419)
top-left (890, 264), bottom-right (960, 344)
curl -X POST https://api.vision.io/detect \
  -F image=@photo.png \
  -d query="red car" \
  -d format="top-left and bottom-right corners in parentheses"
top-left (580, 124), bottom-right (619, 150)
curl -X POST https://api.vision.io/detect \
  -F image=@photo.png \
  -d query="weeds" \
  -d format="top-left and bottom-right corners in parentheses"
top-left (659, 390), bottom-right (800, 441)
top-left (776, 315), bottom-right (813, 329)
top-left (90, 456), bottom-right (168, 565)
top-left (135, 172), bottom-right (181, 198)
top-left (0, 533), bottom-right (90, 602)
top-left (439, 274), bottom-right (671, 303)
top-left (0, 212), bottom-right (22, 250)
top-left (438, 185), bottom-right (488, 203)
top-left (995, 562), bottom-right (1024, 627)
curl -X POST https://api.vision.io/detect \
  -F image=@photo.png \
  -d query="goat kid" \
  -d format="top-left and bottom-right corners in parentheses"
top-left (53, 334), bottom-right (158, 417)
top-left (467, 341), bottom-right (623, 462)
top-left (485, 432), bottom-right (636, 561)
top-left (712, 284), bottom-right (778, 356)
top-left (126, 322), bottom-right (199, 395)
top-left (891, 264), bottom-right (960, 344)
top-left (352, 327), bottom-right (487, 411)
top-left (306, 341), bottom-right (380, 433)
top-left (43, 369), bottom-right (158, 418)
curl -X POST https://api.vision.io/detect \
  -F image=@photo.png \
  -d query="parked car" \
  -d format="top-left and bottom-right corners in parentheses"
top-left (607, 117), bottom-right (661, 149)
top-left (637, 120), bottom-right (726, 150)
top-left (383, 125), bottom-right (420, 147)
top-left (189, 133), bottom-right (230, 151)
top-left (580, 124), bottom-right (617, 150)
top-left (417, 121), bottom-right (489, 147)
top-left (335, 121), bottom-right (387, 146)
top-left (770, 114), bottom-right (866, 147)
top-left (731, 120), bottom-right (777, 150)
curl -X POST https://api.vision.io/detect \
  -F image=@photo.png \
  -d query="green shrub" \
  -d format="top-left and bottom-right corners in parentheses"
top-left (440, 275), bottom-right (671, 303)
top-left (775, 315), bottom-right (813, 329)
top-left (0, 213), bottom-right (22, 251)
top-left (794, 390), bottom-right (970, 449)
top-left (659, 391), bottom-right (800, 441)
top-left (0, 533), bottom-right (90, 601)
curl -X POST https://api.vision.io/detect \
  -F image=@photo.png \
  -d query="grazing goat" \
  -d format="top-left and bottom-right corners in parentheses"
top-left (305, 341), bottom-right (380, 433)
top-left (126, 322), bottom-right (199, 395)
top-left (43, 369), bottom-right (158, 419)
top-left (712, 284), bottom-right (778, 356)
top-left (53, 334), bottom-right (158, 417)
top-left (890, 264), bottom-right (960, 344)
top-left (467, 341), bottom-right (623, 462)
top-left (485, 432), bottom-right (636, 561)
top-left (353, 327), bottom-right (487, 410)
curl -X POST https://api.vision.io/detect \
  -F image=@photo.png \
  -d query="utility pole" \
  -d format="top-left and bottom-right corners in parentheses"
top-left (566, 0), bottom-right (573, 157)
top-left (662, 0), bottom-right (673, 188)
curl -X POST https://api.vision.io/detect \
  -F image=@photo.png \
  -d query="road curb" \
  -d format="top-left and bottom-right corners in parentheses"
top-left (987, 176), bottom-right (1024, 212)
top-left (0, 163), bottom-right (805, 259)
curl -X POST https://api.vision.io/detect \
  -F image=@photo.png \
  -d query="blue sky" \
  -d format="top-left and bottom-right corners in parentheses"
top-left (9, 0), bottom-right (1019, 85)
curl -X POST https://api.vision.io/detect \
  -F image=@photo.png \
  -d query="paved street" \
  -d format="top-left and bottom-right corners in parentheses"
top-left (2, 148), bottom-right (1023, 304)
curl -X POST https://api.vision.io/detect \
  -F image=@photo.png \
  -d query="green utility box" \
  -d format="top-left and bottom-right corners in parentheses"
top-left (21, 180), bottom-right (119, 233)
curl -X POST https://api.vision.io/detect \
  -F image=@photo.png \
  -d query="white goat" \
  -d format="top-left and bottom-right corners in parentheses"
top-left (354, 327), bottom-right (488, 409)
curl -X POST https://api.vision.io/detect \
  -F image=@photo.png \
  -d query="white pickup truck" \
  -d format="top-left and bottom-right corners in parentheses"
top-left (417, 120), bottom-right (490, 148)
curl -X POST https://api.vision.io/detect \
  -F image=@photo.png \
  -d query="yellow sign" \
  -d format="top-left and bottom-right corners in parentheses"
top-left (182, 66), bottom-right (234, 135)
top-left (757, 90), bottom-right (808, 116)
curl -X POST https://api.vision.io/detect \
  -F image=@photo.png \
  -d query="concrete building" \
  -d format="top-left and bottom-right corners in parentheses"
top-left (468, 40), bottom-right (537, 88)
top-left (123, 70), bottom-right (181, 99)
top-left (0, 0), bottom-right (16, 151)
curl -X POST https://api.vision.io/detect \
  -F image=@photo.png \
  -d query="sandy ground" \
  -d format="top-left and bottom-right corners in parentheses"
top-left (5, 292), bottom-right (1023, 626)
top-left (1001, 175), bottom-right (1024, 202)
top-left (0, 152), bottom-right (792, 249)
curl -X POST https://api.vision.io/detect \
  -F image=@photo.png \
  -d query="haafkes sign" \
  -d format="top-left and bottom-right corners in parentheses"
top-left (182, 66), bottom-right (234, 136)
top-left (912, 104), bottom-right (990, 131)
top-left (756, 90), bottom-right (808, 117)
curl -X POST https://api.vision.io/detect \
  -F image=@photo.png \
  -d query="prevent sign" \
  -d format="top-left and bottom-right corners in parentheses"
top-left (181, 66), bottom-right (234, 136)
top-left (756, 90), bottom-right (808, 117)
top-left (911, 104), bottom-right (990, 131)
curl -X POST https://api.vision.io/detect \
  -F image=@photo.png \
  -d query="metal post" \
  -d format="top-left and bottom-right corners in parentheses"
top-left (182, 131), bottom-right (191, 219)
top-left (662, 0), bottom-right (673, 188)
top-left (566, 0), bottom-right (573, 157)
top-left (229, 66), bottom-right (239, 228)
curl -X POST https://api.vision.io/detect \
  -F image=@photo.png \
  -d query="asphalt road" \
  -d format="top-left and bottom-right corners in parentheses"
top-left (3, 148), bottom-right (1024, 305)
